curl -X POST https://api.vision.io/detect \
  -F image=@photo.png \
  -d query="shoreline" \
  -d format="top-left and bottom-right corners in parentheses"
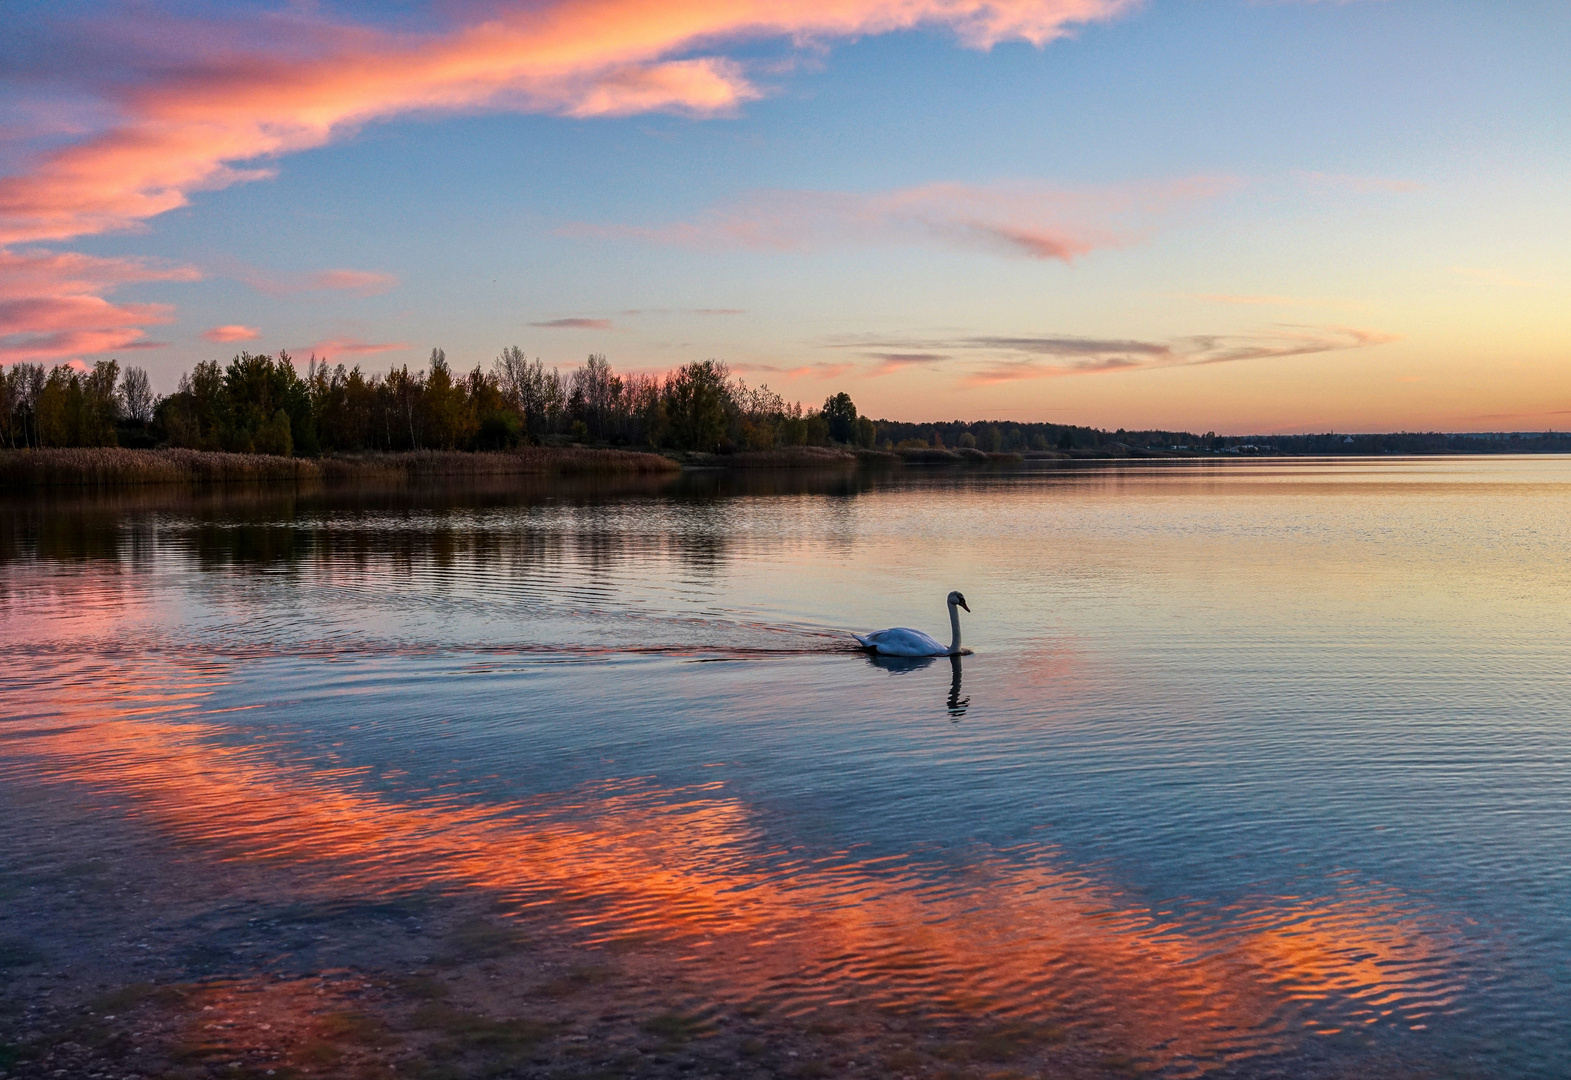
top-left (0, 446), bottom-right (1027, 488)
top-left (0, 446), bottom-right (678, 488)
top-left (5, 444), bottom-right (1565, 489)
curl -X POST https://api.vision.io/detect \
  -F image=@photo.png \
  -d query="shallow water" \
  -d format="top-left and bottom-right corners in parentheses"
top-left (3, 458), bottom-right (1570, 1076)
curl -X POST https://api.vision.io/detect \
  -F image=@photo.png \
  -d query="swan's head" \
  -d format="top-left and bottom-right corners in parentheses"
top-left (947, 590), bottom-right (970, 612)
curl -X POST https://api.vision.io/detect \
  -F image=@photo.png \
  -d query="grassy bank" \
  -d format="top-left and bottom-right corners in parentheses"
top-left (0, 446), bottom-right (678, 488)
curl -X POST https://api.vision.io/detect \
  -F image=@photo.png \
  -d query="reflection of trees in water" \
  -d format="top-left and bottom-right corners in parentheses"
top-left (1, 462), bottom-right (1144, 568)
top-left (0, 465), bottom-right (996, 577)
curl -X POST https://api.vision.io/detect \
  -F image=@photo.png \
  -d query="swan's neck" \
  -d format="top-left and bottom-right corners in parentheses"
top-left (948, 601), bottom-right (961, 654)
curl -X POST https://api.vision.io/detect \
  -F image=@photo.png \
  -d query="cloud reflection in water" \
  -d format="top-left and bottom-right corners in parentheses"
top-left (0, 650), bottom-right (1465, 1076)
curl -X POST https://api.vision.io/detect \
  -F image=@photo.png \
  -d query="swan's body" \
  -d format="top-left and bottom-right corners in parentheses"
top-left (855, 591), bottom-right (971, 657)
top-left (854, 626), bottom-right (950, 657)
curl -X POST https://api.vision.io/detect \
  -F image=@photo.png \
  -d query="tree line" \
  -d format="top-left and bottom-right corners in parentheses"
top-left (8, 351), bottom-right (1570, 458)
top-left (1, 351), bottom-right (874, 456)
top-left (1, 360), bottom-right (155, 451)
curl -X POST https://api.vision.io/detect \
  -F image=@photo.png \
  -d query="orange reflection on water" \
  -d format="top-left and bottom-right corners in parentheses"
top-left (2, 654), bottom-right (1461, 1074)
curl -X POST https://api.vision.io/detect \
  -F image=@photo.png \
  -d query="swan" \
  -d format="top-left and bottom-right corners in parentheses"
top-left (854, 591), bottom-right (972, 656)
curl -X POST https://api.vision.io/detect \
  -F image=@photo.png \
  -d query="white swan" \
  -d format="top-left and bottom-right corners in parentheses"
top-left (854, 591), bottom-right (972, 656)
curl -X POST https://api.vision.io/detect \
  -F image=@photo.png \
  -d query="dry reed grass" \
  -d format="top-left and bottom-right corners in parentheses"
top-left (318, 448), bottom-right (678, 482)
top-left (0, 447), bottom-right (318, 487)
top-left (0, 446), bottom-right (678, 488)
top-left (726, 447), bottom-right (859, 469)
top-left (894, 447), bottom-right (1023, 465)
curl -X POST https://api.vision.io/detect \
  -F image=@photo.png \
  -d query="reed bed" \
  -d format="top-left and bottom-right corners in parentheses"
top-left (894, 447), bottom-right (1024, 465)
top-left (0, 447), bottom-right (319, 487)
top-left (318, 448), bottom-right (678, 482)
top-left (0, 446), bottom-right (678, 488)
top-left (725, 447), bottom-right (860, 469)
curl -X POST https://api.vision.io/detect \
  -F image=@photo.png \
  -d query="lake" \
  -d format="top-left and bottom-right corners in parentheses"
top-left (2, 457), bottom-right (1568, 1079)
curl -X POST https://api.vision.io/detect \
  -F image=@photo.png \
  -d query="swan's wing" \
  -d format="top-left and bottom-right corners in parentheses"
top-left (856, 627), bottom-right (946, 656)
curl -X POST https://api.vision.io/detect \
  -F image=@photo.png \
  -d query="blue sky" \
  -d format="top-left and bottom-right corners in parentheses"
top-left (3, 0), bottom-right (1568, 430)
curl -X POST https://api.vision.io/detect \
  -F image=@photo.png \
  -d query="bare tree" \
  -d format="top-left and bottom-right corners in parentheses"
top-left (570, 354), bottom-right (622, 439)
top-left (119, 365), bottom-right (155, 424)
top-left (495, 346), bottom-right (565, 437)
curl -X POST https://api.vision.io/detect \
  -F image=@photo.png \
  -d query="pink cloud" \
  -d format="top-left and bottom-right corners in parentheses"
top-left (224, 263), bottom-right (400, 297)
top-left (0, 0), bottom-right (1134, 246)
top-left (308, 338), bottom-right (410, 357)
top-left (202, 324), bottom-right (261, 343)
top-left (0, 248), bottom-right (196, 363)
top-left (305, 269), bottom-right (399, 295)
top-left (735, 360), bottom-right (857, 381)
top-left (567, 177), bottom-right (1235, 261)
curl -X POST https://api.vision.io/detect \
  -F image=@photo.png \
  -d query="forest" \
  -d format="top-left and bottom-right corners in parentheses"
top-left (5, 349), bottom-right (1570, 458)
top-left (0, 351), bottom-right (845, 456)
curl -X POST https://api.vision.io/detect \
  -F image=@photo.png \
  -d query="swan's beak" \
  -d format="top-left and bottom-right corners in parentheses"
top-left (958, 598), bottom-right (970, 612)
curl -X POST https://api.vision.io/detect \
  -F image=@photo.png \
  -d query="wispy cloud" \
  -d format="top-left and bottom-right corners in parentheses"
top-left (227, 264), bottom-right (400, 298)
top-left (819, 325), bottom-right (1397, 383)
top-left (201, 324), bottom-right (260, 344)
top-left (734, 360), bottom-right (859, 381)
top-left (0, 248), bottom-right (197, 363)
top-left (307, 337), bottom-right (410, 358)
top-left (303, 269), bottom-right (399, 295)
top-left (568, 177), bottom-right (1235, 261)
top-left (530, 317), bottom-right (613, 330)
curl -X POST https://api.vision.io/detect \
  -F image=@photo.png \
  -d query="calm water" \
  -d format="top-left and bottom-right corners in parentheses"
top-left (3, 458), bottom-right (1570, 1076)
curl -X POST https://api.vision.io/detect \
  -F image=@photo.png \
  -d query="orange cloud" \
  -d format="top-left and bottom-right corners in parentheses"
top-left (0, 248), bottom-right (197, 363)
top-left (0, 0), bottom-right (1134, 247)
top-left (201, 324), bottom-right (261, 343)
top-left (568, 177), bottom-right (1234, 260)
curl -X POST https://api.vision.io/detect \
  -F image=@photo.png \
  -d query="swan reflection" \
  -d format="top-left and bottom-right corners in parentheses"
top-left (947, 654), bottom-right (969, 718)
top-left (866, 652), bottom-right (970, 719)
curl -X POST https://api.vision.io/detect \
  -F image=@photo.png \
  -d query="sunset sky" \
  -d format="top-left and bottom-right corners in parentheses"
top-left (2, 0), bottom-right (1567, 433)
